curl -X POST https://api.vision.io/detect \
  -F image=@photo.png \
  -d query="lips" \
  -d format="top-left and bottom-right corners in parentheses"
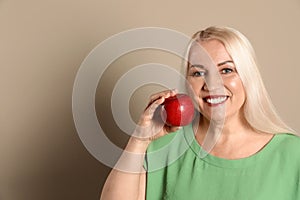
top-left (203, 95), bottom-right (229, 106)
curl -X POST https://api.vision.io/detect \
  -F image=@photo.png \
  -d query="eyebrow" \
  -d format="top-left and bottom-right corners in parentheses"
top-left (190, 61), bottom-right (233, 69)
top-left (217, 60), bottom-right (234, 67)
top-left (190, 64), bottom-right (205, 69)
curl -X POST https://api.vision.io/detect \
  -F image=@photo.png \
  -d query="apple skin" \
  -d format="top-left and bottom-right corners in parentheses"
top-left (161, 94), bottom-right (194, 126)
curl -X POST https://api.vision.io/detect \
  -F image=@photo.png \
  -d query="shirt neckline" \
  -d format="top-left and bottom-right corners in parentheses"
top-left (183, 124), bottom-right (280, 169)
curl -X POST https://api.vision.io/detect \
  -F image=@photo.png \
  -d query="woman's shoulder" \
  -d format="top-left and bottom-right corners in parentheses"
top-left (273, 133), bottom-right (300, 158)
top-left (275, 132), bottom-right (300, 146)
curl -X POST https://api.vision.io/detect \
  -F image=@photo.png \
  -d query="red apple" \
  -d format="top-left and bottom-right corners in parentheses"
top-left (161, 93), bottom-right (194, 126)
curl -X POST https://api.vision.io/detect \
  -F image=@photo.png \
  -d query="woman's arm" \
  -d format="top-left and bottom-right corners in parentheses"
top-left (100, 90), bottom-right (178, 200)
top-left (100, 138), bottom-right (149, 200)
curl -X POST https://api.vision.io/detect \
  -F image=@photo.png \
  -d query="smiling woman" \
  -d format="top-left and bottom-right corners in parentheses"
top-left (100, 26), bottom-right (300, 200)
top-left (187, 27), bottom-right (293, 135)
top-left (187, 39), bottom-right (247, 124)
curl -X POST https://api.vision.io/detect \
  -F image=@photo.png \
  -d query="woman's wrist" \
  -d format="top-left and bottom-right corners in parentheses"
top-left (126, 137), bottom-right (151, 153)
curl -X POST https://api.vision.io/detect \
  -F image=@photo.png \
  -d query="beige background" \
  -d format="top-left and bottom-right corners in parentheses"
top-left (1, 0), bottom-right (299, 199)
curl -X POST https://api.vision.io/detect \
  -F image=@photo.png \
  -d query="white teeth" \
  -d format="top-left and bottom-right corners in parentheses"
top-left (206, 96), bottom-right (227, 104)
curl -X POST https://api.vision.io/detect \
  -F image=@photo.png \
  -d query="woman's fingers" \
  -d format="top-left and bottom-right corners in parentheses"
top-left (144, 89), bottom-right (178, 119)
top-left (165, 125), bottom-right (181, 133)
top-left (134, 97), bottom-right (165, 141)
top-left (134, 89), bottom-right (179, 141)
top-left (142, 97), bottom-right (163, 123)
top-left (149, 89), bottom-right (178, 104)
top-left (145, 89), bottom-right (178, 111)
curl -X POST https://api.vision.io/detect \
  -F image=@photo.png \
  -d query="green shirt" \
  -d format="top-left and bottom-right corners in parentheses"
top-left (145, 124), bottom-right (300, 200)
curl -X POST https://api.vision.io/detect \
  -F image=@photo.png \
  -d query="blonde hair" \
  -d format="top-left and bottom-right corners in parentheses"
top-left (187, 26), bottom-right (294, 134)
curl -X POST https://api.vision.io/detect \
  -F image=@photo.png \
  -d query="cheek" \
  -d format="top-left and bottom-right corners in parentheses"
top-left (186, 78), bottom-right (201, 94)
top-left (228, 79), bottom-right (239, 89)
top-left (227, 76), bottom-right (242, 89)
top-left (186, 79), bottom-right (203, 110)
top-left (227, 77), bottom-right (246, 99)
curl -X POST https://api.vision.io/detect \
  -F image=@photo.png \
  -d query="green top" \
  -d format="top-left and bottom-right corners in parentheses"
top-left (144, 124), bottom-right (300, 200)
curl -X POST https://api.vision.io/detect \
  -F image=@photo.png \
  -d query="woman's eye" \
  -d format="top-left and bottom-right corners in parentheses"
top-left (191, 71), bottom-right (206, 77)
top-left (221, 68), bottom-right (233, 74)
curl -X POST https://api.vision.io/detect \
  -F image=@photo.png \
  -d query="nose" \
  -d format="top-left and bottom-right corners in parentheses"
top-left (202, 72), bottom-right (224, 92)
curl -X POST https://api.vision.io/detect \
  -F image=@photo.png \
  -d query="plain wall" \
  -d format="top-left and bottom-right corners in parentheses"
top-left (1, 0), bottom-right (299, 199)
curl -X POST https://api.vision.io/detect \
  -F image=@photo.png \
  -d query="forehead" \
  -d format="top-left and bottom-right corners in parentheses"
top-left (189, 39), bottom-right (232, 65)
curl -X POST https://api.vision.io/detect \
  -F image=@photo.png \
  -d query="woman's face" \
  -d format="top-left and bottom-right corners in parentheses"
top-left (186, 39), bottom-right (246, 122)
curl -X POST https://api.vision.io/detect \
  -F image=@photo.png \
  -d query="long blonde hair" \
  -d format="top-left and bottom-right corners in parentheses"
top-left (187, 26), bottom-right (294, 134)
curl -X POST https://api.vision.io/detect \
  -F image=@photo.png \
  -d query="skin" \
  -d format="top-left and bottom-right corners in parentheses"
top-left (100, 89), bottom-right (179, 200)
top-left (187, 39), bottom-right (274, 159)
top-left (100, 39), bottom-right (274, 200)
top-left (187, 39), bottom-right (245, 122)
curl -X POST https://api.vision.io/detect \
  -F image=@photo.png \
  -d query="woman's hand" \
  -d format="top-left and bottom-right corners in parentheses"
top-left (132, 89), bottom-right (181, 142)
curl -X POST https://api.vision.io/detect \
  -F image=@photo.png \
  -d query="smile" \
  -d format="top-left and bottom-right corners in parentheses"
top-left (203, 95), bottom-right (228, 105)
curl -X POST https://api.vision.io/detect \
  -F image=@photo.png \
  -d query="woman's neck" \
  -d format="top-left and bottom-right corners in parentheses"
top-left (193, 112), bottom-right (256, 145)
top-left (193, 112), bottom-right (274, 159)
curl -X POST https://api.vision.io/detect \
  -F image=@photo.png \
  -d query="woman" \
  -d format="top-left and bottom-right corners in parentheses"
top-left (101, 26), bottom-right (300, 200)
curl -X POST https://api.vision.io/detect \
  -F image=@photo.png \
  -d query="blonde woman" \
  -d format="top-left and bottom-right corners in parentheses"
top-left (101, 27), bottom-right (300, 200)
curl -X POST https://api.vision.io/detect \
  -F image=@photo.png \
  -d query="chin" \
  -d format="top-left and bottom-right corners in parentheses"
top-left (201, 106), bottom-right (227, 123)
